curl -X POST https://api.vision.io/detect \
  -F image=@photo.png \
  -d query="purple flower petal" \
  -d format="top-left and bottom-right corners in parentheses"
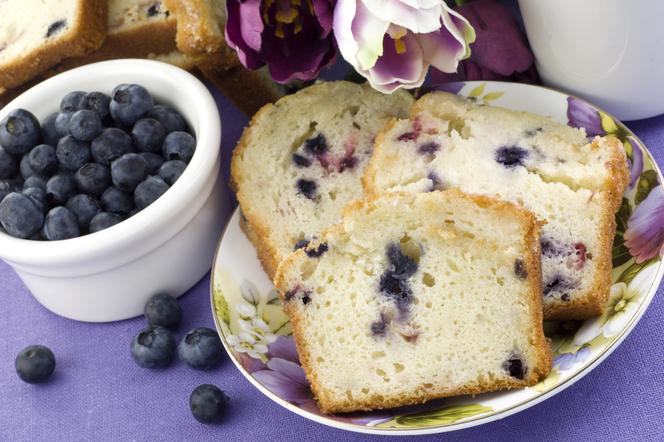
top-left (627, 137), bottom-right (644, 189)
top-left (625, 185), bottom-right (664, 263)
top-left (239, 0), bottom-right (264, 52)
top-left (238, 352), bottom-right (266, 373)
top-left (368, 32), bottom-right (425, 89)
top-left (554, 353), bottom-right (576, 371)
top-left (253, 358), bottom-right (313, 404)
top-left (418, 26), bottom-right (466, 73)
top-left (266, 357), bottom-right (308, 384)
top-left (267, 335), bottom-right (300, 364)
top-left (567, 97), bottom-right (604, 137)
top-left (224, 0), bottom-right (264, 69)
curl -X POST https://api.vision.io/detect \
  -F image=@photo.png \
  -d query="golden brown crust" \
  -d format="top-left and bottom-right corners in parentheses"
top-left (0, 1), bottom-right (107, 89)
top-left (597, 135), bottom-right (630, 211)
top-left (274, 190), bottom-right (552, 414)
top-left (164, 0), bottom-right (226, 55)
top-left (201, 64), bottom-right (284, 116)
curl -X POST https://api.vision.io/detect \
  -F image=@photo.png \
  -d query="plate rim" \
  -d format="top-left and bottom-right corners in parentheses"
top-left (209, 80), bottom-right (664, 435)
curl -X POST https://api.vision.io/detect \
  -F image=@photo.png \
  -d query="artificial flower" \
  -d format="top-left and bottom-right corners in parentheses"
top-left (225, 0), bottom-right (337, 83)
top-left (430, 0), bottom-right (537, 84)
top-left (334, 0), bottom-right (475, 92)
top-left (573, 263), bottom-right (658, 345)
top-left (624, 185), bottom-right (664, 263)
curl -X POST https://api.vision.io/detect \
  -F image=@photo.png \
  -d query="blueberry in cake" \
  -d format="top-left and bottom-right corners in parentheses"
top-left (0, 0), bottom-right (107, 89)
top-left (363, 91), bottom-right (630, 320)
top-left (231, 81), bottom-right (414, 278)
top-left (274, 190), bottom-right (552, 413)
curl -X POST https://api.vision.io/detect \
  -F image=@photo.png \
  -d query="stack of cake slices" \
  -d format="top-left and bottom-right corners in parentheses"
top-left (232, 81), bottom-right (630, 413)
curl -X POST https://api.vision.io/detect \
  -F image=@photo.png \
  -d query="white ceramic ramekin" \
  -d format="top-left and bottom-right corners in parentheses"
top-left (0, 59), bottom-right (229, 322)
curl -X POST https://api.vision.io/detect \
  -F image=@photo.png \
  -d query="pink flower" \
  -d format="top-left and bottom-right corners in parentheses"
top-left (625, 185), bottom-right (664, 263)
top-left (334, 0), bottom-right (475, 92)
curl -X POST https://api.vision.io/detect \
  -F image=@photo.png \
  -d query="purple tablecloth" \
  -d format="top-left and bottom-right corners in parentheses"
top-left (1, 86), bottom-right (663, 442)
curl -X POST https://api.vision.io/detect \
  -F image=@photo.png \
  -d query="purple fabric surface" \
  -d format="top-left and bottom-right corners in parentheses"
top-left (1, 85), bottom-right (664, 442)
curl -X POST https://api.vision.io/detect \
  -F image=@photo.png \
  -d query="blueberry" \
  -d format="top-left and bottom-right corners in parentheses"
top-left (54, 111), bottom-right (73, 137)
top-left (370, 315), bottom-right (388, 337)
top-left (417, 141), bottom-right (440, 155)
top-left (111, 153), bottom-right (148, 192)
top-left (514, 258), bottom-right (528, 279)
top-left (397, 131), bottom-right (418, 142)
top-left (495, 146), bottom-right (529, 168)
top-left (0, 109), bottom-right (41, 155)
top-left (68, 110), bottom-right (102, 141)
top-left (338, 155), bottom-right (357, 173)
top-left (42, 206), bottom-right (80, 240)
top-left (503, 354), bottom-right (526, 380)
top-left (66, 194), bottom-right (101, 229)
top-left (292, 153), bottom-right (312, 167)
top-left (0, 145), bottom-right (18, 179)
top-left (131, 326), bottom-right (176, 368)
top-left (100, 186), bottom-right (133, 215)
top-left (190, 384), bottom-right (229, 424)
top-left (110, 84), bottom-right (154, 127)
top-left (305, 242), bottom-right (328, 258)
top-left (91, 128), bottom-right (134, 166)
top-left (178, 327), bottom-right (223, 370)
top-left (15, 345), bottom-right (56, 384)
top-left (23, 187), bottom-right (47, 213)
top-left (162, 131), bottom-right (195, 163)
top-left (79, 91), bottom-right (111, 121)
top-left (144, 293), bottom-right (182, 330)
top-left (296, 179), bottom-right (317, 200)
top-left (46, 174), bottom-right (76, 205)
top-left (60, 91), bottom-right (85, 112)
top-left (89, 212), bottom-right (123, 233)
top-left (304, 134), bottom-right (328, 155)
top-left (132, 118), bottom-right (165, 153)
top-left (45, 19), bottom-right (66, 38)
top-left (56, 136), bottom-right (91, 171)
top-left (428, 171), bottom-right (444, 191)
top-left (0, 193), bottom-right (45, 238)
top-left (134, 176), bottom-right (169, 210)
top-left (378, 244), bottom-right (418, 313)
top-left (146, 105), bottom-right (186, 134)
top-left (0, 179), bottom-right (21, 202)
top-left (28, 144), bottom-right (58, 175)
top-left (20, 154), bottom-right (37, 179)
top-left (158, 160), bottom-right (187, 185)
top-left (23, 175), bottom-right (47, 190)
top-left (139, 152), bottom-right (165, 174)
top-left (41, 113), bottom-right (60, 146)
top-left (294, 238), bottom-right (310, 250)
top-left (74, 163), bottom-right (111, 196)
top-left (386, 243), bottom-right (418, 278)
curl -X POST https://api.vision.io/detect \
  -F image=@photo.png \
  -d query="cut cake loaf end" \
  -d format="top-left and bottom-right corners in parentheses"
top-left (231, 81), bottom-right (414, 278)
top-left (363, 91), bottom-right (630, 320)
top-left (274, 190), bottom-right (552, 414)
top-left (0, 0), bottom-right (107, 89)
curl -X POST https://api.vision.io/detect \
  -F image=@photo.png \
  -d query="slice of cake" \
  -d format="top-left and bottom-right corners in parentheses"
top-left (164, 0), bottom-right (227, 55)
top-left (0, 0), bottom-right (107, 89)
top-left (364, 91), bottom-right (630, 320)
top-left (231, 81), bottom-right (414, 278)
top-left (274, 190), bottom-right (552, 413)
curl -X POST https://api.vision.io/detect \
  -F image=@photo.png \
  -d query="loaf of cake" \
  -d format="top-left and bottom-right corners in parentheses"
top-left (364, 92), bottom-right (629, 320)
top-left (164, 0), bottom-right (226, 55)
top-left (231, 81), bottom-right (414, 278)
top-left (274, 190), bottom-right (552, 413)
top-left (0, 0), bottom-right (107, 89)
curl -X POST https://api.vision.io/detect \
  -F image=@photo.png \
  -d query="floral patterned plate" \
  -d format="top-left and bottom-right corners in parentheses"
top-left (211, 81), bottom-right (664, 435)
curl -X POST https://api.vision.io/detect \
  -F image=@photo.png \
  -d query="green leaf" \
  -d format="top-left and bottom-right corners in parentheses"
top-left (213, 291), bottom-right (231, 325)
top-left (618, 260), bottom-right (650, 285)
top-left (599, 111), bottom-right (619, 135)
top-left (612, 231), bottom-right (632, 268)
top-left (615, 198), bottom-right (632, 234)
top-left (379, 404), bottom-right (493, 428)
top-left (483, 91), bottom-right (504, 102)
top-left (468, 83), bottom-right (486, 98)
top-left (623, 139), bottom-right (633, 160)
top-left (267, 297), bottom-right (283, 305)
top-left (635, 170), bottom-right (659, 205)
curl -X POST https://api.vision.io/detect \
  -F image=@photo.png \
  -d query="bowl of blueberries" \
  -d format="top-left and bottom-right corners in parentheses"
top-left (0, 59), bottom-right (228, 322)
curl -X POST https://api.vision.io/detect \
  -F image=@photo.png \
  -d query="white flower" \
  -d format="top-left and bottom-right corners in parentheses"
top-left (228, 300), bottom-right (278, 360)
top-left (574, 264), bottom-right (658, 345)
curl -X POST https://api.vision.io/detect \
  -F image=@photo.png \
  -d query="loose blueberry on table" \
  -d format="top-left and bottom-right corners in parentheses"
top-left (178, 327), bottom-right (224, 370)
top-left (190, 384), bottom-right (229, 424)
top-left (0, 85), bottom-right (196, 240)
top-left (15, 345), bottom-right (56, 384)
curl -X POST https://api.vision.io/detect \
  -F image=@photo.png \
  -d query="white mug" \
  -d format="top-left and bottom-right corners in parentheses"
top-left (518, 0), bottom-right (664, 120)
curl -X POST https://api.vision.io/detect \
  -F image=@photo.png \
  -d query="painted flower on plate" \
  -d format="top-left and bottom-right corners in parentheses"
top-left (334, 0), bottom-right (475, 92)
top-left (626, 136), bottom-right (644, 189)
top-left (566, 96), bottom-right (604, 137)
top-left (225, 0), bottom-right (336, 83)
top-left (553, 346), bottom-right (591, 371)
top-left (624, 185), bottom-right (664, 263)
top-left (227, 300), bottom-right (277, 360)
top-left (573, 263), bottom-right (657, 345)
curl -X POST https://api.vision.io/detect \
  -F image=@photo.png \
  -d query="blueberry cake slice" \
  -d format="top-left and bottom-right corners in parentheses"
top-left (274, 191), bottom-right (552, 413)
top-left (164, 0), bottom-right (227, 55)
top-left (364, 92), bottom-right (630, 320)
top-left (0, 0), bottom-right (106, 89)
top-left (231, 81), bottom-right (414, 278)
